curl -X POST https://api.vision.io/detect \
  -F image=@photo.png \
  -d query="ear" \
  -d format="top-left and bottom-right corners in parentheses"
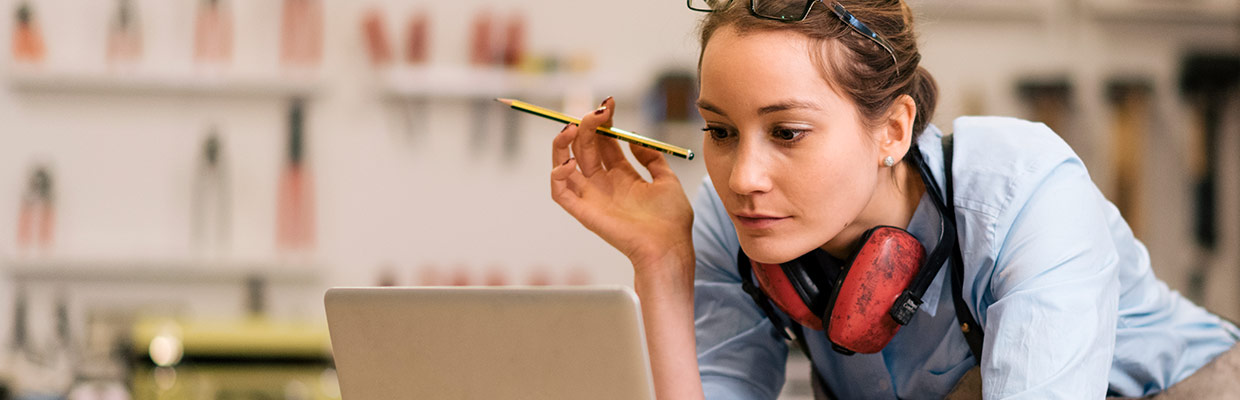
top-left (877, 94), bottom-right (917, 164)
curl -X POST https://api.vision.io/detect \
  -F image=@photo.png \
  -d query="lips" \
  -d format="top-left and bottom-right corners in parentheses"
top-left (734, 212), bottom-right (789, 230)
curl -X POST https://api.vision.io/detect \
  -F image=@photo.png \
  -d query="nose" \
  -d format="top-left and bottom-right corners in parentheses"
top-left (728, 140), bottom-right (773, 195)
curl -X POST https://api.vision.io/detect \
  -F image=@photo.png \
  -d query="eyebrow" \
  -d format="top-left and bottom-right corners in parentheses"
top-left (757, 100), bottom-right (822, 115)
top-left (696, 99), bottom-right (823, 117)
top-left (696, 99), bottom-right (728, 117)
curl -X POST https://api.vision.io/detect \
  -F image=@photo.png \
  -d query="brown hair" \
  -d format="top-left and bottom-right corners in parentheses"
top-left (698, 0), bottom-right (938, 138)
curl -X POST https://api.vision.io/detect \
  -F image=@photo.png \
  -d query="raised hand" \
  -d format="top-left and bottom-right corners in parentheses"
top-left (549, 97), bottom-right (694, 270)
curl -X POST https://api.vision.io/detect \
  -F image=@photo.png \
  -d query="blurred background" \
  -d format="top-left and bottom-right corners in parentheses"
top-left (0, 0), bottom-right (1236, 399)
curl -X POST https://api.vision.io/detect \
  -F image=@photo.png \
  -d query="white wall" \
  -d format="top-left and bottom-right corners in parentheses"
top-left (0, 0), bottom-right (706, 331)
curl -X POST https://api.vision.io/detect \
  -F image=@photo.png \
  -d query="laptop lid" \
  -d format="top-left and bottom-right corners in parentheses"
top-left (324, 286), bottom-right (655, 400)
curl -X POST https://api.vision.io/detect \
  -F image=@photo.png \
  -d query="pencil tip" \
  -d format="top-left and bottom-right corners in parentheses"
top-left (495, 98), bottom-right (513, 105)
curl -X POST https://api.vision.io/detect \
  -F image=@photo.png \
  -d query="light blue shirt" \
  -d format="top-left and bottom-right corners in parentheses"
top-left (692, 116), bottom-right (1240, 399)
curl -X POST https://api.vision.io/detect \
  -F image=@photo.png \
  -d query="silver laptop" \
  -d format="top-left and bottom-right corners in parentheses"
top-left (324, 286), bottom-right (656, 400)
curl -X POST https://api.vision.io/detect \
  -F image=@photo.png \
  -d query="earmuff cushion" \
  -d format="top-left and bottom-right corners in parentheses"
top-left (825, 226), bottom-right (926, 353)
top-left (751, 259), bottom-right (825, 330)
top-left (780, 250), bottom-right (839, 316)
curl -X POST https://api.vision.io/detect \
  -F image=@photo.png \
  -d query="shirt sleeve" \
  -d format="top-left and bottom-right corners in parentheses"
top-left (691, 177), bottom-right (790, 400)
top-left (975, 159), bottom-right (1121, 399)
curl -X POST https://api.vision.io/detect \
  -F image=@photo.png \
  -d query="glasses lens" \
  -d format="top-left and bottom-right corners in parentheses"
top-left (752, 0), bottom-right (809, 20)
top-left (688, 0), bottom-right (731, 12)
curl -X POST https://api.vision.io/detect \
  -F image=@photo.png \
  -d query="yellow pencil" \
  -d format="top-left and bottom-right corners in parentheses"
top-left (496, 98), bottom-right (695, 160)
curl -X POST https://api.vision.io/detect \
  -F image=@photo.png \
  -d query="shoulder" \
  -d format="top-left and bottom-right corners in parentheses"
top-left (935, 117), bottom-right (1114, 310)
top-left (947, 116), bottom-right (1088, 221)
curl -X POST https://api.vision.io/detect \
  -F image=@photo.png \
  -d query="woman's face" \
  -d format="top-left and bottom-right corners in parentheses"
top-left (698, 26), bottom-right (883, 264)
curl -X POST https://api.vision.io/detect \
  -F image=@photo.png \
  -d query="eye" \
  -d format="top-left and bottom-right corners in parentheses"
top-left (702, 126), bottom-right (734, 142)
top-left (771, 127), bottom-right (807, 143)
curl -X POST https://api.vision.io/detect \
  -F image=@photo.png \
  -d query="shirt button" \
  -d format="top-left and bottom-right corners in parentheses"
top-left (961, 323), bottom-right (970, 333)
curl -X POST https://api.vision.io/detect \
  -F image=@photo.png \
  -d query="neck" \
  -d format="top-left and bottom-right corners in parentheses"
top-left (820, 161), bottom-right (925, 259)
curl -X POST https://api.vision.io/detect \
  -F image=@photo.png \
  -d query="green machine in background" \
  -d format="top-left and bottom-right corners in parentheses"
top-left (129, 317), bottom-right (336, 400)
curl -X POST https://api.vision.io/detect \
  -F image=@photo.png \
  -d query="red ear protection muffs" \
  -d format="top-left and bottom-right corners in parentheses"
top-left (737, 146), bottom-right (957, 355)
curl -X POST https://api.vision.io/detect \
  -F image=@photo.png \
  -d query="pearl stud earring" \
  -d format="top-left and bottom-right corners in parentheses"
top-left (883, 156), bottom-right (896, 167)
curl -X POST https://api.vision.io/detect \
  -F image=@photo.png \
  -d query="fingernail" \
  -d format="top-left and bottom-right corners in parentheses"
top-left (593, 106), bottom-right (607, 115)
top-left (561, 123), bottom-right (571, 133)
top-left (600, 96), bottom-right (613, 107)
top-left (561, 157), bottom-right (574, 166)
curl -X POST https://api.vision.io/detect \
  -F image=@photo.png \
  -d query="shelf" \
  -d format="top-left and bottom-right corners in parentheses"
top-left (379, 65), bottom-right (626, 102)
top-left (2, 258), bottom-right (325, 286)
top-left (5, 66), bottom-right (322, 98)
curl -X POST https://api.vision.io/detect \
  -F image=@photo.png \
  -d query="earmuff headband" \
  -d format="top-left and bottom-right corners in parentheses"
top-left (889, 146), bottom-right (958, 323)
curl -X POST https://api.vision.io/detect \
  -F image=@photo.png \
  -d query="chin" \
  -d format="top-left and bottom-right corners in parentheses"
top-left (737, 234), bottom-right (817, 265)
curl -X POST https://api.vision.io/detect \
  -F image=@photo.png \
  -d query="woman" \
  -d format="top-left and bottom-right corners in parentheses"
top-left (549, 0), bottom-right (1240, 398)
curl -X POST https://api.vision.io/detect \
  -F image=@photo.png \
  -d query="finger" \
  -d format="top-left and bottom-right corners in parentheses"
top-left (597, 135), bottom-right (638, 177)
top-left (593, 97), bottom-right (639, 177)
top-left (598, 96), bottom-right (615, 129)
top-left (630, 141), bottom-right (677, 181)
top-left (573, 98), bottom-right (613, 178)
top-left (550, 167), bottom-right (583, 216)
top-left (551, 123), bottom-right (576, 168)
top-left (551, 158), bottom-right (587, 198)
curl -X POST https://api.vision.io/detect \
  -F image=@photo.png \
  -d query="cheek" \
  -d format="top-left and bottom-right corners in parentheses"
top-left (700, 134), bottom-right (880, 263)
top-left (757, 147), bottom-right (878, 258)
top-left (796, 149), bottom-right (877, 222)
